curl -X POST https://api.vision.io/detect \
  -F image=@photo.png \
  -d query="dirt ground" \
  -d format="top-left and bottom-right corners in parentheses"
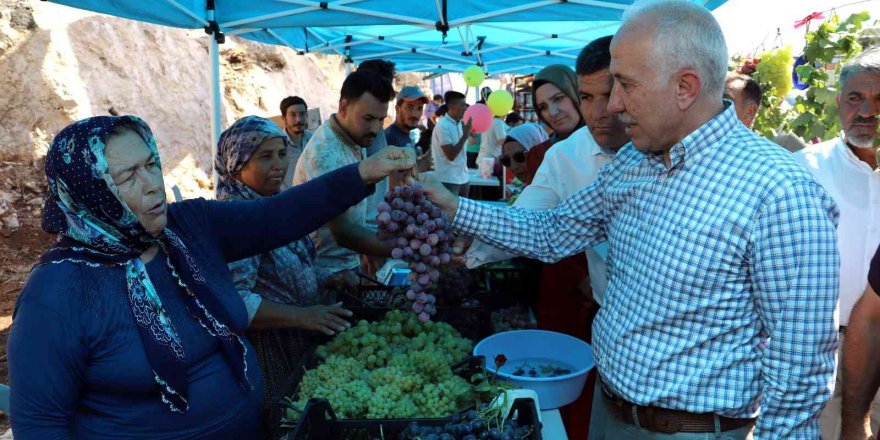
top-left (0, 159), bottom-right (56, 432)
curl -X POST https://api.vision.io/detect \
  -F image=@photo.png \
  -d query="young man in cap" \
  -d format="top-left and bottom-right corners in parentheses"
top-left (385, 86), bottom-right (432, 172)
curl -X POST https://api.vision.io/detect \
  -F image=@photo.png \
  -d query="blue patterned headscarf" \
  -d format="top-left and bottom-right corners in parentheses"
top-left (214, 115), bottom-right (292, 200)
top-left (40, 115), bottom-right (251, 413)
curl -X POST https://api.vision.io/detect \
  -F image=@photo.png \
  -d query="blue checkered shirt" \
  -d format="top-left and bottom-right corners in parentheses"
top-left (453, 105), bottom-right (839, 439)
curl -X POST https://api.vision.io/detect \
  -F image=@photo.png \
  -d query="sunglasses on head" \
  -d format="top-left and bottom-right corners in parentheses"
top-left (500, 151), bottom-right (527, 167)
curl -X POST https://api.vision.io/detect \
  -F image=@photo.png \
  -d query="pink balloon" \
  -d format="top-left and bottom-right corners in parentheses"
top-left (463, 103), bottom-right (493, 134)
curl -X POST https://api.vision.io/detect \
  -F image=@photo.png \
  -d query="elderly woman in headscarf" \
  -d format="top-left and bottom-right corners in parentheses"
top-left (214, 116), bottom-right (351, 438)
top-left (499, 122), bottom-right (550, 184)
top-left (6, 115), bottom-right (413, 440)
top-left (526, 64), bottom-right (585, 178)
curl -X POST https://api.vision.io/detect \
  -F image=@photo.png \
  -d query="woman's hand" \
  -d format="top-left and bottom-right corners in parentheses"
top-left (359, 146), bottom-right (416, 185)
top-left (292, 302), bottom-right (353, 336)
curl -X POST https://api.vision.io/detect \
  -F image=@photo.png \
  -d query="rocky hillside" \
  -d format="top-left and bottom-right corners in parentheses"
top-left (0, 0), bottom-right (350, 203)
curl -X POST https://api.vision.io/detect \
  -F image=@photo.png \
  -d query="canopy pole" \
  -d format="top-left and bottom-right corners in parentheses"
top-left (204, 3), bottom-right (225, 194)
top-left (209, 35), bottom-right (221, 193)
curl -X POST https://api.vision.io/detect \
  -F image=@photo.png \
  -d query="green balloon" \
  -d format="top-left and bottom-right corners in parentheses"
top-left (463, 66), bottom-right (485, 88)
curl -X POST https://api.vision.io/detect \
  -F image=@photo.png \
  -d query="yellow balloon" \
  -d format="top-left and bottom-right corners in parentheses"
top-left (487, 90), bottom-right (514, 116)
top-left (463, 66), bottom-right (485, 88)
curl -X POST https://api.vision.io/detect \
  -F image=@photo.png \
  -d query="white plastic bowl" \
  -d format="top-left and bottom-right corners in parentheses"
top-left (473, 330), bottom-right (594, 409)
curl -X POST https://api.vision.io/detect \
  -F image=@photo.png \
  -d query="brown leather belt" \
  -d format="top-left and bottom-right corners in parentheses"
top-left (601, 386), bottom-right (755, 434)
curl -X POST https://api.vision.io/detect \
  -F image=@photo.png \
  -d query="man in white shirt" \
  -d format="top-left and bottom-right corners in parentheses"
top-left (799, 47), bottom-right (880, 440)
top-left (477, 115), bottom-right (507, 167)
top-left (431, 91), bottom-right (474, 196)
top-left (465, 35), bottom-right (629, 440)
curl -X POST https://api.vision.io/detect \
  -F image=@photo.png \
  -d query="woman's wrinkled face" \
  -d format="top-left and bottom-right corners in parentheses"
top-left (238, 137), bottom-right (289, 196)
top-left (105, 130), bottom-right (167, 236)
top-left (502, 140), bottom-right (529, 182)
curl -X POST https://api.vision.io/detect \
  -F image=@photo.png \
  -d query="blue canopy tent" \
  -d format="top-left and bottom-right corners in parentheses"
top-left (44, 0), bottom-right (730, 182)
top-left (238, 21), bottom-right (624, 74)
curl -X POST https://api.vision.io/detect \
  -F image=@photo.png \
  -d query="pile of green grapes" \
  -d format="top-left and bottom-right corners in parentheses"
top-left (754, 46), bottom-right (794, 99)
top-left (293, 310), bottom-right (475, 419)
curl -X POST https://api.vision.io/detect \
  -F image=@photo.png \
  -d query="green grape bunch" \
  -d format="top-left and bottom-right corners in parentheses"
top-left (290, 310), bottom-right (475, 419)
top-left (753, 46), bottom-right (793, 100)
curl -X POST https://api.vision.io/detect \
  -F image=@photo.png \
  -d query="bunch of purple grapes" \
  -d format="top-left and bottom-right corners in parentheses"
top-left (376, 184), bottom-right (454, 322)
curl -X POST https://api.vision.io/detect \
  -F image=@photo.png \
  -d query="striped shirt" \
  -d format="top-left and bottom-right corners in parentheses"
top-left (452, 105), bottom-right (840, 438)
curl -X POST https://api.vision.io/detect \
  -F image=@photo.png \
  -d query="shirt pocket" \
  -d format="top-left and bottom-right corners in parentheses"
top-left (666, 221), bottom-right (746, 292)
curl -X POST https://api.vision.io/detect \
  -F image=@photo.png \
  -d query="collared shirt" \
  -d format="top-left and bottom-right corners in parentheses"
top-left (431, 115), bottom-right (469, 184)
top-left (466, 126), bottom-right (615, 303)
top-left (284, 128), bottom-right (313, 187)
top-left (453, 105), bottom-right (840, 438)
top-left (293, 115), bottom-right (368, 273)
top-left (795, 136), bottom-right (880, 325)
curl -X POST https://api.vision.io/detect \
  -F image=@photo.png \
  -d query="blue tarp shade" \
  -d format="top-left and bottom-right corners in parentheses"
top-left (45, 0), bottom-right (730, 186)
top-left (240, 21), bottom-right (623, 74)
top-left (47, 0), bottom-right (729, 74)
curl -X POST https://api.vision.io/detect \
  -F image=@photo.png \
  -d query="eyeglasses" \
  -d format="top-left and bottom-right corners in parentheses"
top-left (500, 151), bottom-right (527, 167)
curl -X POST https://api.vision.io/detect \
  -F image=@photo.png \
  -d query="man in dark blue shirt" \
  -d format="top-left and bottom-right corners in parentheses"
top-left (386, 85), bottom-right (432, 171)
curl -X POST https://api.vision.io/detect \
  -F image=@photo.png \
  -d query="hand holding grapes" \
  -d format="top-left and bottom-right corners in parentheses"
top-left (449, 235), bottom-right (473, 266)
top-left (409, 174), bottom-right (460, 223)
top-left (358, 146), bottom-right (416, 185)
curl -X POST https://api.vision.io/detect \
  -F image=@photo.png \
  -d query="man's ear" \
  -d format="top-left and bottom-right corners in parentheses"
top-left (676, 69), bottom-right (702, 111)
top-left (746, 102), bottom-right (759, 123)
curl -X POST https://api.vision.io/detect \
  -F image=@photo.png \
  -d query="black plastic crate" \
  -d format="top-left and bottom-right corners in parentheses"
top-left (334, 272), bottom-right (494, 343)
top-left (336, 274), bottom-right (407, 308)
top-left (276, 355), bottom-right (488, 439)
top-left (339, 269), bottom-right (490, 310)
top-left (283, 397), bottom-right (543, 440)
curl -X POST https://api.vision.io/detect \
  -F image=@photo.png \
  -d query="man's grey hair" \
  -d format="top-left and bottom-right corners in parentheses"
top-left (839, 47), bottom-right (880, 92)
top-left (621, 0), bottom-right (728, 97)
